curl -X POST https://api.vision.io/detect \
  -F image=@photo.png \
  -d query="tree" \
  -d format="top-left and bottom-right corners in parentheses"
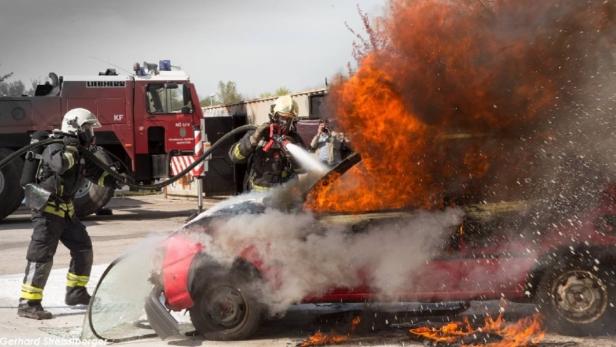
top-left (0, 72), bottom-right (12, 83)
top-left (0, 80), bottom-right (25, 96)
top-left (216, 81), bottom-right (242, 105)
top-left (27, 79), bottom-right (40, 96)
top-left (274, 86), bottom-right (291, 96)
top-left (0, 66), bottom-right (28, 96)
top-left (200, 95), bottom-right (219, 107)
top-left (258, 86), bottom-right (291, 99)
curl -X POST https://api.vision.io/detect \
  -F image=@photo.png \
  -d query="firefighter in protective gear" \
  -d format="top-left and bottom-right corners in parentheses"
top-left (18, 108), bottom-right (121, 320)
top-left (229, 95), bottom-right (305, 192)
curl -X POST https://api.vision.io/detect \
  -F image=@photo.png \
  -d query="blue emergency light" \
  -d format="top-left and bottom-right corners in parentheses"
top-left (159, 60), bottom-right (172, 71)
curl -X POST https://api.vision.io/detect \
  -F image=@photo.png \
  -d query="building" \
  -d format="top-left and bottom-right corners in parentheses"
top-left (202, 88), bottom-right (328, 124)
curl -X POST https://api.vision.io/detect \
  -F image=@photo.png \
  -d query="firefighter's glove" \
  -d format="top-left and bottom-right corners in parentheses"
top-left (63, 136), bottom-right (80, 151)
top-left (249, 123), bottom-right (270, 147)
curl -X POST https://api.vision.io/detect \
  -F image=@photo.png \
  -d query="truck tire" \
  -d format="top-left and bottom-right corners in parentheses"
top-left (0, 148), bottom-right (24, 221)
top-left (74, 147), bottom-right (115, 218)
top-left (189, 266), bottom-right (262, 341)
top-left (535, 258), bottom-right (616, 336)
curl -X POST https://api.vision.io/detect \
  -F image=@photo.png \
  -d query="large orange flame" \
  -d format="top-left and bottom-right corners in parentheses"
top-left (306, 0), bottom-right (615, 213)
top-left (410, 313), bottom-right (545, 346)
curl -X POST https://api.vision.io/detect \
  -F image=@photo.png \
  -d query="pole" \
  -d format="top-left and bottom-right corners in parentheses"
top-left (197, 175), bottom-right (203, 213)
top-left (193, 126), bottom-right (204, 212)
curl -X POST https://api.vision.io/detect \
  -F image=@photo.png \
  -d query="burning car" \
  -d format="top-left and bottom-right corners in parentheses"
top-left (109, 156), bottom-right (616, 340)
top-left (97, 152), bottom-right (615, 342)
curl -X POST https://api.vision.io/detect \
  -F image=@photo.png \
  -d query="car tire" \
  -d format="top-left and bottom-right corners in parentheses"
top-left (74, 147), bottom-right (115, 218)
top-left (0, 148), bottom-right (24, 221)
top-left (535, 258), bottom-right (616, 336)
top-left (189, 267), bottom-right (262, 341)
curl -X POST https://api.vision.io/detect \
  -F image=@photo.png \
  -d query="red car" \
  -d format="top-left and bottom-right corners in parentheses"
top-left (135, 154), bottom-right (616, 341)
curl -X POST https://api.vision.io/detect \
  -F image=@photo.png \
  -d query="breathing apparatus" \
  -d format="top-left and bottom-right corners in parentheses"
top-left (20, 131), bottom-right (52, 209)
top-left (18, 128), bottom-right (93, 209)
top-left (262, 122), bottom-right (293, 153)
top-left (262, 95), bottom-right (299, 154)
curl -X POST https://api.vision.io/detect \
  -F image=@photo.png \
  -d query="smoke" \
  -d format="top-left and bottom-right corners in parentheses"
top-left (189, 207), bottom-right (462, 313)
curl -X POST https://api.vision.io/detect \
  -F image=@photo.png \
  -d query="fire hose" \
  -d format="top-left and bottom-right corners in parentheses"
top-left (0, 124), bottom-right (256, 190)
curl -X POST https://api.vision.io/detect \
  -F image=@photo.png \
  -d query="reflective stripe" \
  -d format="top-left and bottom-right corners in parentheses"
top-left (250, 182), bottom-right (271, 192)
top-left (20, 284), bottom-right (43, 300)
top-left (232, 145), bottom-right (246, 160)
top-left (43, 201), bottom-right (75, 218)
top-left (25, 262), bottom-right (36, 285)
top-left (63, 151), bottom-right (76, 169)
top-left (97, 171), bottom-right (110, 186)
top-left (66, 272), bottom-right (89, 287)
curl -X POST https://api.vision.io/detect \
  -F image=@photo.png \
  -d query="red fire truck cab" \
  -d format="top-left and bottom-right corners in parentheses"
top-left (0, 61), bottom-right (203, 220)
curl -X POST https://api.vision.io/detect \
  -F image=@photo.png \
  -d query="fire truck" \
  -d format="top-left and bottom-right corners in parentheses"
top-left (0, 61), bottom-right (202, 220)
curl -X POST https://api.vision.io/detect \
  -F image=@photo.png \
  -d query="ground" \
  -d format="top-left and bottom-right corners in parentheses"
top-left (0, 194), bottom-right (614, 347)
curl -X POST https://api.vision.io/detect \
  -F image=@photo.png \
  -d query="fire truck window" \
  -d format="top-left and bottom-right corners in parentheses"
top-left (146, 83), bottom-right (193, 114)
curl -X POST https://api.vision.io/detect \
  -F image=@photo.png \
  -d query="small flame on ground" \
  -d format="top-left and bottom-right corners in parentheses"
top-left (298, 316), bottom-right (361, 347)
top-left (410, 313), bottom-right (545, 347)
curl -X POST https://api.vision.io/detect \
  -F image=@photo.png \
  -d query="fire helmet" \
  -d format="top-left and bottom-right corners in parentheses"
top-left (60, 108), bottom-right (101, 135)
top-left (272, 95), bottom-right (298, 119)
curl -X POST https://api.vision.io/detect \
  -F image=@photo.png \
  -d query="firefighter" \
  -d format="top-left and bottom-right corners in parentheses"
top-left (229, 95), bottom-right (305, 192)
top-left (17, 108), bottom-right (123, 320)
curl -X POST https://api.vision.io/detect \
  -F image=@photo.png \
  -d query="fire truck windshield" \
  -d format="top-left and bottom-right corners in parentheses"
top-left (146, 83), bottom-right (193, 114)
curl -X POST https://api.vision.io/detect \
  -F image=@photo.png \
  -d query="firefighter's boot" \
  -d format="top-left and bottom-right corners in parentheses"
top-left (65, 286), bottom-right (91, 306)
top-left (17, 299), bottom-right (52, 320)
top-left (19, 261), bottom-right (53, 319)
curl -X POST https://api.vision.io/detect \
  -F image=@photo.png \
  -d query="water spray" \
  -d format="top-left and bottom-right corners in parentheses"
top-left (261, 123), bottom-right (328, 175)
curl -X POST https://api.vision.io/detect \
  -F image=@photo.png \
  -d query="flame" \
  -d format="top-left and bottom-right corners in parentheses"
top-left (410, 314), bottom-right (545, 347)
top-left (305, 0), bottom-right (614, 213)
top-left (298, 316), bottom-right (361, 347)
top-left (298, 331), bottom-right (349, 347)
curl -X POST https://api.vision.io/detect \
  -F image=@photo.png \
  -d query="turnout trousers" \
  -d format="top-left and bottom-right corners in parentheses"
top-left (20, 208), bottom-right (93, 303)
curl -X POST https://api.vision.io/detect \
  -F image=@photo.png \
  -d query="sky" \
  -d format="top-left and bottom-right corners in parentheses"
top-left (0, 0), bottom-right (385, 100)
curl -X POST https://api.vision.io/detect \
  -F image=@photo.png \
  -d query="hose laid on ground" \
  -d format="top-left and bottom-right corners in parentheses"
top-left (0, 125), bottom-right (256, 191)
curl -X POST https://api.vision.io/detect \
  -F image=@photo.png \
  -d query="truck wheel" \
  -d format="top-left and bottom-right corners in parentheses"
top-left (535, 259), bottom-right (616, 336)
top-left (74, 147), bottom-right (115, 218)
top-left (0, 148), bottom-right (24, 221)
top-left (189, 268), bottom-right (262, 340)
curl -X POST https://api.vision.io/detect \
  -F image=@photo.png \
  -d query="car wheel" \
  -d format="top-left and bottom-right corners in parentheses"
top-left (189, 269), bottom-right (262, 340)
top-left (0, 148), bottom-right (24, 221)
top-left (535, 259), bottom-right (616, 336)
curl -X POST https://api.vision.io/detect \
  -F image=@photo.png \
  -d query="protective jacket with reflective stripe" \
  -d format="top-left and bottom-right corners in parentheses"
top-left (229, 129), bottom-right (304, 190)
top-left (36, 141), bottom-right (115, 203)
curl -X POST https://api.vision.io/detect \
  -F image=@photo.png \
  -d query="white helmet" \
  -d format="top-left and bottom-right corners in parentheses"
top-left (272, 95), bottom-right (298, 119)
top-left (61, 108), bottom-right (101, 135)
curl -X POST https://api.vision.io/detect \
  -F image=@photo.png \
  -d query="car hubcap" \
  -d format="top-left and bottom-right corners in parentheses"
top-left (75, 179), bottom-right (92, 199)
top-left (206, 286), bottom-right (247, 328)
top-left (552, 270), bottom-right (608, 324)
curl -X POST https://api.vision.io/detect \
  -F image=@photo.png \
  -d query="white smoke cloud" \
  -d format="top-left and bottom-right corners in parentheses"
top-left (191, 207), bottom-right (463, 313)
